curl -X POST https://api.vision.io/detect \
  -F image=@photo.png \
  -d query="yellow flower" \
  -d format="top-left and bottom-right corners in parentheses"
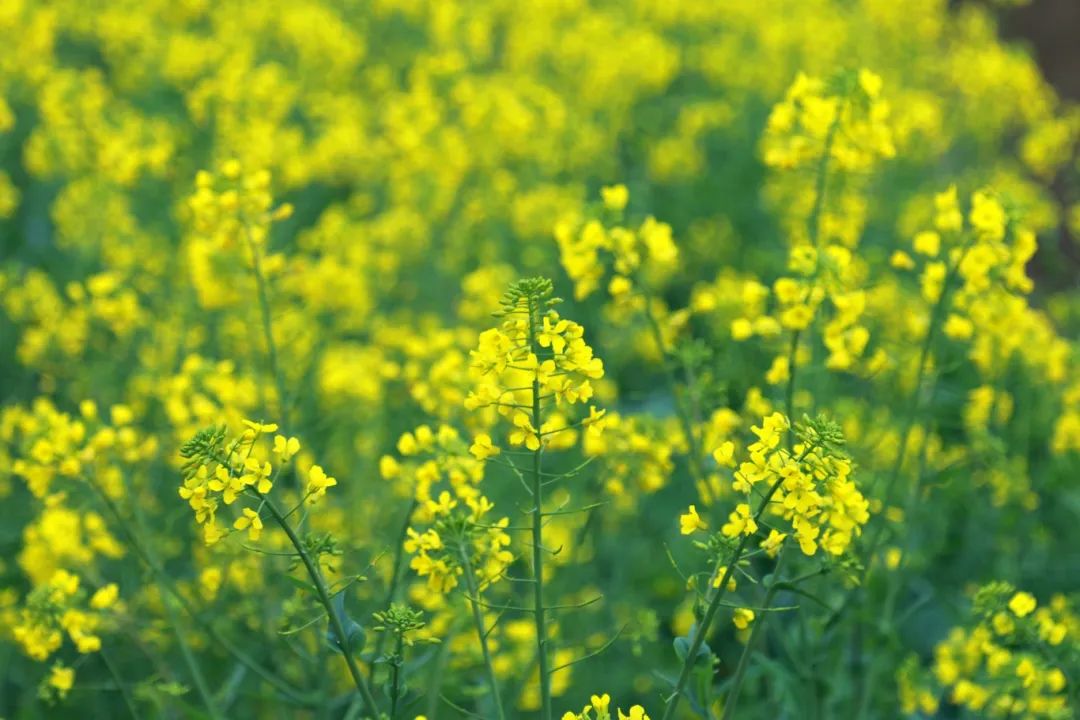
top-left (241, 458), bottom-right (273, 496)
top-left (273, 434), bottom-right (300, 461)
top-left (913, 230), bottom-right (940, 257)
top-left (509, 411), bottom-right (541, 451)
top-left (733, 607), bottom-right (755, 630)
top-left (679, 505), bottom-right (707, 535)
top-left (48, 663), bottom-right (75, 697)
top-left (721, 503), bottom-right (758, 538)
top-left (601, 184), bottom-right (629, 211)
top-left (618, 705), bottom-right (650, 720)
top-left (233, 508), bottom-right (263, 541)
top-left (890, 250), bottom-right (915, 270)
top-left (242, 419), bottom-right (279, 436)
top-left (305, 465), bottom-right (338, 503)
top-left (469, 433), bottom-right (500, 460)
top-left (89, 584), bottom-right (119, 610)
top-left (1008, 591), bottom-right (1037, 618)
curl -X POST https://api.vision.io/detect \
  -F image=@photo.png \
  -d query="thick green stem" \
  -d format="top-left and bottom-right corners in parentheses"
top-left (526, 296), bottom-right (553, 720)
top-left (459, 548), bottom-right (507, 720)
top-left (720, 548), bottom-right (790, 720)
top-left (389, 633), bottom-right (404, 720)
top-left (260, 494), bottom-right (380, 717)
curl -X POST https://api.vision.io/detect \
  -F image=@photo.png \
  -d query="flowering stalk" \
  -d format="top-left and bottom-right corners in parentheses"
top-left (258, 492), bottom-right (380, 716)
top-left (525, 291), bottom-right (554, 720)
top-left (850, 250), bottom-right (970, 719)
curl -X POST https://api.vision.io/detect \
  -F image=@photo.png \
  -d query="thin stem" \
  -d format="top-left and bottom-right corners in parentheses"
top-left (784, 329), bottom-right (801, 451)
top-left (459, 548), bottom-right (507, 720)
top-left (161, 590), bottom-right (224, 720)
top-left (858, 252), bottom-right (967, 574)
top-left (660, 472), bottom-right (791, 720)
top-left (720, 548), bottom-right (790, 720)
top-left (99, 646), bottom-right (141, 720)
top-left (527, 296), bottom-right (553, 720)
top-left (259, 493), bottom-right (380, 717)
top-left (372, 499), bottom-right (420, 676)
top-left (85, 481), bottom-right (234, 716)
top-left (244, 227), bottom-right (290, 433)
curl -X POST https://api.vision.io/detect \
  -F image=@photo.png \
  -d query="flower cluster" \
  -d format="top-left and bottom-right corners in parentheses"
top-left (582, 411), bottom-right (678, 510)
top-left (187, 160), bottom-right (293, 248)
top-left (6, 398), bottom-right (157, 499)
top-left (404, 488), bottom-right (513, 595)
top-left (12, 570), bottom-right (118, 661)
top-left (682, 413), bottom-right (870, 557)
top-left (465, 278), bottom-right (606, 450)
top-left (891, 186), bottom-right (1043, 379)
top-left (185, 161), bottom-right (292, 309)
top-left (762, 69), bottom-right (896, 172)
top-left (899, 583), bottom-right (1078, 718)
top-left (555, 187), bottom-right (679, 303)
top-left (387, 423), bottom-right (514, 595)
top-left (177, 420), bottom-right (307, 545)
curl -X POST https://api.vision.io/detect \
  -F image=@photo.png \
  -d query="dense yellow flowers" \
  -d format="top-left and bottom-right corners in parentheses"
top-left (465, 278), bottom-right (606, 450)
top-left (717, 412), bottom-right (871, 557)
top-left (900, 583), bottom-right (1079, 719)
top-left (178, 420), bottom-right (315, 545)
top-left (2, 0), bottom-right (1080, 716)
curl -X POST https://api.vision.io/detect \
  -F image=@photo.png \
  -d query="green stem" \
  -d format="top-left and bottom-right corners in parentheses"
top-left (859, 252), bottom-right (967, 573)
top-left (372, 498), bottom-right (420, 679)
top-left (260, 494), bottom-right (380, 717)
top-left (244, 226), bottom-right (291, 434)
top-left (660, 471), bottom-right (791, 720)
top-left (807, 115), bottom-right (840, 249)
top-left (526, 296), bottom-right (553, 720)
top-left (389, 633), bottom-right (404, 720)
top-left (783, 329), bottom-right (802, 450)
top-left (162, 590), bottom-right (224, 720)
top-left (459, 548), bottom-right (507, 720)
top-left (100, 645), bottom-right (142, 720)
top-left (84, 481), bottom-right (236, 716)
top-left (719, 548), bottom-right (790, 720)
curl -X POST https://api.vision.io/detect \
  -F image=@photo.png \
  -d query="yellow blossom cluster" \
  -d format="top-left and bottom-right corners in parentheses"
top-left (13, 569), bottom-right (118, 664)
top-left (3, 397), bottom-right (156, 500)
top-left (465, 279), bottom-right (606, 451)
top-left (900, 584), bottom-right (1079, 718)
top-left (555, 187), bottom-right (679, 303)
top-left (684, 412), bottom-right (870, 557)
top-left (177, 420), bottom-right (307, 545)
top-left (762, 69), bottom-right (896, 172)
top-left (582, 411), bottom-right (678, 510)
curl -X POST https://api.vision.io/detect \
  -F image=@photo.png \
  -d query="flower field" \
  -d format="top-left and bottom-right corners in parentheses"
top-left (2, 0), bottom-right (1080, 718)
